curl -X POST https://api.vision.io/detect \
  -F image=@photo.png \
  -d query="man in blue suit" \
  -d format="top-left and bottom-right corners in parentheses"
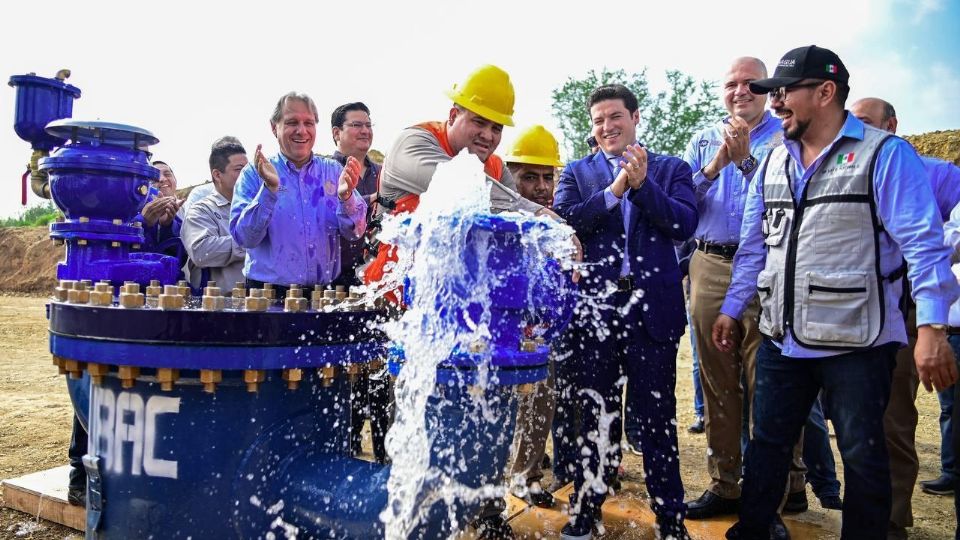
top-left (553, 83), bottom-right (698, 539)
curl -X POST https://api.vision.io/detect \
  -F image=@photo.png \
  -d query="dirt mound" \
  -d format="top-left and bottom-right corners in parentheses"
top-left (905, 129), bottom-right (960, 165)
top-left (0, 227), bottom-right (60, 294)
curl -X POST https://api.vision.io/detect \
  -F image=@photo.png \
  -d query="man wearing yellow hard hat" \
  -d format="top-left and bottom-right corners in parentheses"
top-left (365, 65), bottom-right (572, 303)
top-left (502, 126), bottom-right (564, 509)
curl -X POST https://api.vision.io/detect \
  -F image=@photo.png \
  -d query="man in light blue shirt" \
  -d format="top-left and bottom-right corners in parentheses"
top-left (714, 45), bottom-right (959, 540)
top-left (230, 92), bottom-right (366, 298)
top-left (851, 96), bottom-right (960, 538)
top-left (680, 58), bottom-right (802, 526)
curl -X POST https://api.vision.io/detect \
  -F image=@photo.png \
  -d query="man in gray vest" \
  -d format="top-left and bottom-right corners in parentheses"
top-left (713, 45), bottom-right (960, 539)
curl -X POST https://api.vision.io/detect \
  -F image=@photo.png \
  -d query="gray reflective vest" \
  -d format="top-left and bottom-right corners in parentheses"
top-left (757, 126), bottom-right (900, 350)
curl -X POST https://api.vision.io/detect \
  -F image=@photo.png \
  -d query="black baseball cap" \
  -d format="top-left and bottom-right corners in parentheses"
top-left (749, 45), bottom-right (849, 94)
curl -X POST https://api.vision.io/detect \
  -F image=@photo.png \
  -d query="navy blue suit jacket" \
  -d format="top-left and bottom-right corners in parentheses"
top-left (554, 149), bottom-right (697, 342)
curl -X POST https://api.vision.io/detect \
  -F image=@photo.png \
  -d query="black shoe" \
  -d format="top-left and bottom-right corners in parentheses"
top-left (782, 490), bottom-right (808, 513)
top-left (515, 482), bottom-right (556, 508)
top-left (725, 516), bottom-right (790, 540)
top-left (656, 515), bottom-right (692, 540)
top-left (817, 494), bottom-right (842, 510)
top-left (686, 490), bottom-right (740, 520)
top-left (688, 416), bottom-right (705, 434)
top-left (770, 516), bottom-right (791, 540)
top-left (560, 508), bottom-right (604, 540)
top-left (67, 485), bottom-right (86, 507)
top-left (472, 514), bottom-right (515, 540)
top-left (542, 454), bottom-right (551, 470)
top-left (919, 474), bottom-right (956, 496)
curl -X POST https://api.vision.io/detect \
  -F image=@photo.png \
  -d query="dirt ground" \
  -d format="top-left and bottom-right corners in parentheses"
top-left (0, 294), bottom-right (954, 539)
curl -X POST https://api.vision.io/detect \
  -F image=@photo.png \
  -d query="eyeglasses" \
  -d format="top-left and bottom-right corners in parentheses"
top-left (342, 122), bottom-right (374, 130)
top-left (768, 80), bottom-right (825, 101)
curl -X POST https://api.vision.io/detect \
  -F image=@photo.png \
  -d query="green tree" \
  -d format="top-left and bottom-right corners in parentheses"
top-left (551, 68), bottom-right (724, 160)
top-left (0, 202), bottom-right (60, 227)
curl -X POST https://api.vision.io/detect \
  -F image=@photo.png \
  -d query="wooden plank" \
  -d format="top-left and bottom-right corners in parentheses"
top-left (1, 465), bottom-right (85, 531)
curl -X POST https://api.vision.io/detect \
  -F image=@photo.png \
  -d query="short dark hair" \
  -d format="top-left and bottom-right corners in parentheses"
top-left (152, 160), bottom-right (169, 168)
top-left (331, 102), bottom-right (371, 129)
top-left (209, 136), bottom-right (247, 173)
top-left (587, 84), bottom-right (639, 114)
top-left (834, 83), bottom-right (850, 108)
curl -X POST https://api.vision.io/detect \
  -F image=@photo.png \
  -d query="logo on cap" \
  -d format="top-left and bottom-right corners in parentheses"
top-left (826, 64), bottom-right (839, 74)
top-left (778, 59), bottom-right (797, 68)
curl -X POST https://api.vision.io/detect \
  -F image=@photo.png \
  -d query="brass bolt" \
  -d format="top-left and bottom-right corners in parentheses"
top-left (52, 355), bottom-right (67, 375)
top-left (78, 216), bottom-right (90, 223)
top-left (138, 185), bottom-right (148, 196)
top-left (535, 336), bottom-right (546, 346)
top-left (80, 280), bottom-right (93, 288)
top-left (120, 291), bottom-right (145, 308)
top-left (516, 383), bottom-right (536, 395)
top-left (158, 285), bottom-right (184, 310)
top-left (87, 363), bottom-right (110, 385)
top-left (232, 282), bottom-right (247, 309)
top-left (54, 280), bottom-right (75, 302)
top-left (282, 368), bottom-right (303, 390)
top-left (112, 219), bottom-right (123, 225)
top-left (110, 241), bottom-right (121, 248)
top-left (146, 280), bottom-right (162, 308)
top-left (520, 339), bottom-right (537, 353)
top-left (64, 359), bottom-right (87, 379)
top-left (89, 289), bottom-right (112, 307)
top-left (468, 340), bottom-right (487, 354)
top-left (262, 283), bottom-right (276, 300)
top-left (156, 368), bottom-right (179, 391)
top-left (319, 365), bottom-right (337, 387)
top-left (284, 293), bottom-right (307, 313)
top-left (244, 369), bottom-right (265, 392)
top-left (346, 363), bottom-right (361, 384)
top-left (177, 280), bottom-right (190, 299)
top-left (132, 243), bottom-right (141, 249)
top-left (335, 285), bottom-right (347, 302)
top-left (54, 238), bottom-right (65, 246)
top-left (77, 239), bottom-right (88, 246)
top-left (67, 287), bottom-right (90, 304)
top-left (245, 289), bottom-right (268, 312)
top-left (311, 289), bottom-right (324, 311)
top-left (200, 369), bottom-right (222, 393)
top-left (118, 366), bottom-right (140, 389)
top-left (202, 285), bottom-right (225, 311)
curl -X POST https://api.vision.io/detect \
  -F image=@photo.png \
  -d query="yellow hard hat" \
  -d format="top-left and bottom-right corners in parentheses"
top-left (504, 125), bottom-right (563, 167)
top-left (445, 64), bottom-right (515, 127)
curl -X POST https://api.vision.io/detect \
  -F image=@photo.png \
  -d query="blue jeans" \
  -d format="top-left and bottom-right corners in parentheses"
top-left (940, 335), bottom-right (960, 480)
top-left (803, 395), bottom-right (841, 498)
top-left (739, 339), bottom-right (896, 540)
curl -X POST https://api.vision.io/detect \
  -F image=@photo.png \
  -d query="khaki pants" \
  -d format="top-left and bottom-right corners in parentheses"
top-left (689, 250), bottom-right (806, 499)
top-left (509, 359), bottom-right (556, 488)
top-left (884, 307), bottom-right (919, 529)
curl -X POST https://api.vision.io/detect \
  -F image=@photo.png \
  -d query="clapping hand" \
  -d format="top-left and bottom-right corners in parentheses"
top-left (255, 144), bottom-right (280, 192)
top-left (338, 156), bottom-right (361, 202)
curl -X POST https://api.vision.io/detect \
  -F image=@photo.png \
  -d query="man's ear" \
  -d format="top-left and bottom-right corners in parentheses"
top-left (448, 106), bottom-right (459, 126)
top-left (332, 127), bottom-right (342, 146)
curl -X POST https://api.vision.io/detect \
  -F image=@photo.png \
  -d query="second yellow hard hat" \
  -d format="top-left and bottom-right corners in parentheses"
top-left (504, 125), bottom-right (563, 167)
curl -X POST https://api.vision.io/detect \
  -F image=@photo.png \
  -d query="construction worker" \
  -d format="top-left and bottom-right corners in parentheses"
top-left (365, 65), bottom-right (573, 298)
top-left (365, 65), bottom-right (576, 539)
top-left (503, 125), bottom-right (563, 508)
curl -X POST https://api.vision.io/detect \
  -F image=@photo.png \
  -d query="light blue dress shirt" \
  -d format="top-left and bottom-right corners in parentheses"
top-left (721, 113), bottom-right (959, 358)
top-left (681, 110), bottom-right (783, 245)
top-left (229, 152), bottom-right (366, 286)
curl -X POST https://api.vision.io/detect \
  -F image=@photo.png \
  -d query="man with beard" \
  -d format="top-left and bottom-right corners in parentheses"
top-left (714, 45), bottom-right (959, 539)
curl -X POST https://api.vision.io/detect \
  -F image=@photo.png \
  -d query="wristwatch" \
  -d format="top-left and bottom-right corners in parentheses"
top-left (738, 155), bottom-right (758, 175)
top-left (924, 323), bottom-right (948, 332)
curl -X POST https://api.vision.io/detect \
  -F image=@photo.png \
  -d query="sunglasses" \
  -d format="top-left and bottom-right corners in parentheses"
top-left (768, 80), bottom-right (825, 101)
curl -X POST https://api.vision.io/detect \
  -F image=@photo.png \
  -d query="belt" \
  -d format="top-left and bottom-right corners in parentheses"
top-left (617, 276), bottom-right (633, 292)
top-left (697, 240), bottom-right (738, 259)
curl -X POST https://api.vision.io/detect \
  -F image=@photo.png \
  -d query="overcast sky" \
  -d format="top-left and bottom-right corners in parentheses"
top-left (1, 0), bottom-right (958, 218)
